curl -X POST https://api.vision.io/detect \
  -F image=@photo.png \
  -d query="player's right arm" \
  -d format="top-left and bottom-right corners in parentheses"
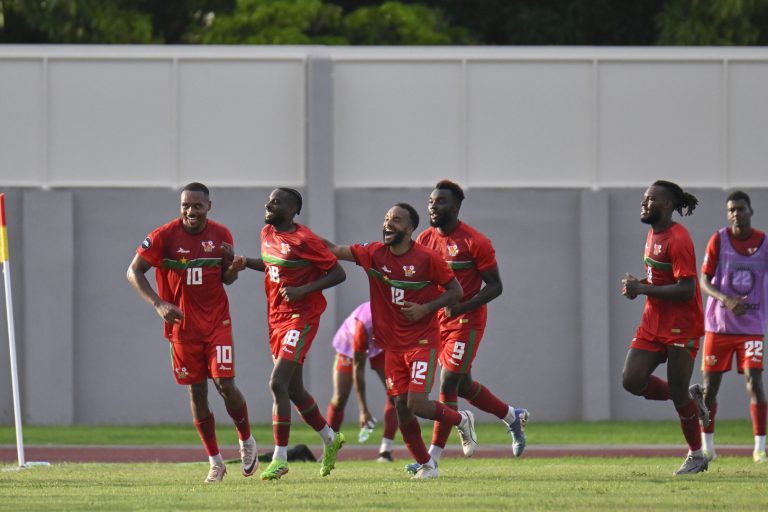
top-left (322, 238), bottom-right (355, 262)
top-left (126, 254), bottom-right (184, 324)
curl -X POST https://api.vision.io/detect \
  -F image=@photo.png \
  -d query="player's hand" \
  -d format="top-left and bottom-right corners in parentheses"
top-left (621, 273), bottom-right (641, 299)
top-left (154, 301), bottom-right (183, 324)
top-left (443, 303), bottom-right (465, 318)
top-left (360, 410), bottom-right (375, 428)
top-left (401, 301), bottom-right (430, 321)
top-left (280, 285), bottom-right (307, 302)
top-left (220, 241), bottom-right (234, 258)
top-left (229, 255), bottom-right (247, 272)
top-left (723, 295), bottom-right (749, 316)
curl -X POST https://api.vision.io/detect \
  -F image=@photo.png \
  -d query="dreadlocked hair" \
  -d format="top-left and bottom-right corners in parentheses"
top-left (653, 180), bottom-right (699, 216)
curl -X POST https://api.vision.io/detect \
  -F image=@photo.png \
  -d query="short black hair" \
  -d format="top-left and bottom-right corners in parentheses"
top-left (726, 190), bottom-right (752, 209)
top-left (652, 180), bottom-right (699, 216)
top-left (435, 179), bottom-right (465, 204)
top-left (182, 182), bottom-right (210, 197)
top-left (395, 202), bottom-right (419, 230)
top-left (277, 187), bottom-right (303, 215)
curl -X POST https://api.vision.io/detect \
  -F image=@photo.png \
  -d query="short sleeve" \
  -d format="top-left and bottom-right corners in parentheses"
top-left (700, 232), bottom-right (720, 277)
top-left (300, 232), bottom-right (337, 271)
top-left (471, 235), bottom-right (497, 272)
top-left (136, 226), bottom-right (165, 268)
top-left (671, 230), bottom-right (698, 280)
top-left (430, 250), bottom-right (456, 286)
top-left (350, 243), bottom-right (372, 269)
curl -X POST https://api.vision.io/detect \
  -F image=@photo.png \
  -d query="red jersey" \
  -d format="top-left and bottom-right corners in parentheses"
top-left (261, 223), bottom-right (337, 326)
top-left (416, 221), bottom-right (497, 330)
top-left (701, 228), bottom-right (766, 277)
top-left (350, 241), bottom-right (455, 352)
top-left (137, 218), bottom-right (233, 343)
top-left (639, 222), bottom-right (704, 339)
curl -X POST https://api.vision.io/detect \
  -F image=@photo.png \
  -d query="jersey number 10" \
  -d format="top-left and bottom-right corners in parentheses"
top-left (187, 267), bottom-right (202, 285)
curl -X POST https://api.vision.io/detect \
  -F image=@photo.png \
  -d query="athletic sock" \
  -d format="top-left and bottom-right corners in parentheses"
top-left (318, 425), bottom-right (335, 446)
top-left (209, 453), bottom-right (224, 466)
top-left (193, 414), bottom-right (220, 457)
top-left (326, 402), bottom-right (344, 432)
top-left (703, 401), bottom-right (717, 434)
top-left (225, 402), bottom-right (251, 441)
top-left (296, 396), bottom-right (328, 432)
top-left (379, 437), bottom-right (393, 453)
top-left (503, 406), bottom-right (518, 426)
top-left (430, 392), bottom-right (457, 449)
top-left (272, 415), bottom-right (291, 448)
top-left (642, 376), bottom-right (671, 401)
top-left (755, 435), bottom-right (766, 453)
top-left (427, 445), bottom-right (443, 462)
top-left (430, 401), bottom-right (462, 426)
top-left (703, 432), bottom-right (715, 453)
top-left (677, 400), bottom-right (703, 451)
top-left (272, 445), bottom-right (288, 462)
top-left (750, 402), bottom-right (767, 436)
top-left (383, 399), bottom-right (398, 441)
top-left (466, 381), bottom-right (509, 419)
top-left (399, 417), bottom-right (430, 465)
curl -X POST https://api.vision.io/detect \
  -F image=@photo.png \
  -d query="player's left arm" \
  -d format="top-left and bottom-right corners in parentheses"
top-left (402, 278), bottom-right (463, 322)
top-left (445, 265), bottom-right (503, 317)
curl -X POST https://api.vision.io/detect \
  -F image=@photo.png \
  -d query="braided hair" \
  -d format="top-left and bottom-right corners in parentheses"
top-left (652, 180), bottom-right (699, 216)
top-left (277, 187), bottom-right (303, 215)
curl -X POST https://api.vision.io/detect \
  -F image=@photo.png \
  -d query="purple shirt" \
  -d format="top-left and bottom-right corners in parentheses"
top-left (332, 302), bottom-right (382, 359)
top-left (705, 228), bottom-right (768, 335)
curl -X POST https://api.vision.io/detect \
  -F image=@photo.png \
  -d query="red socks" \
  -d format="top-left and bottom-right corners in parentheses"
top-left (431, 392), bottom-right (457, 449)
top-left (326, 402), bottom-right (344, 432)
top-left (296, 396), bottom-right (328, 431)
top-left (642, 376), bottom-right (671, 401)
top-left (702, 401), bottom-right (717, 434)
top-left (466, 382), bottom-right (508, 419)
top-left (225, 402), bottom-right (251, 441)
top-left (751, 402), bottom-right (767, 436)
top-left (193, 414), bottom-right (220, 457)
top-left (676, 400), bottom-right (703, 451)
top-left (399, 417), bottom-right (430, 465)
top-left (272, 415), bottom-right (291, 447)
top-left (383, 399), bottom-right (398, 440)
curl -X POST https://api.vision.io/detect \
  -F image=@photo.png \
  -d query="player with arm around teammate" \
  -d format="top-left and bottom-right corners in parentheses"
top-left (695, 190), bottom-right (768, 463)
top-left (325, 301), bottom-right (400, 462)
top-left (325, 203), bottom-right (478, 480)
top-left (126, 182), bottom-right (258, 483)
top-left (406, 180), bottom-right (529, 473)
top-left (228, 188), bottom-right (346, 480)
top-left (621, 180), bottom-right (709, 476)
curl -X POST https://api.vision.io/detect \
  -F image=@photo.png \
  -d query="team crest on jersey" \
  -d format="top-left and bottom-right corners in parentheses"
top-left (175, 367), bottom-right (189, 379)
top-left (403, 265), bottom-right (416, 277)
top-left (280, 243), bottom-right (291, 255)
top-left (141, 237), bottom-right (151, 249)
top-left (447, 244), bottom-right (459, 257)
top-left (706, 355), bottom-right (718, 366)
top-left (201, 240), bottom-right (215, 253)
top-left (653, 243), bottom-right (663, 256)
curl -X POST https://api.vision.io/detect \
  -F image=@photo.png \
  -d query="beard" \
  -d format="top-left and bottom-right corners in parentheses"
top-left (429, 215), bottom-right (444, 228)
top-left (640, 210), bottom-right (661, 225)
top-left (265, 211), bottom-right (285, 226)
top-left (383, 229), bottom-right (406, 246)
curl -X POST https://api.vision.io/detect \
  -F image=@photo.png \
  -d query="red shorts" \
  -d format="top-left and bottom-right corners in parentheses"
top-left (334, 351), bottom-right (386, 374)
top-left (270, 320), bottom-right (319, 365)
top-left (702, 332), bottom-right (764, 374)
top-left (630, 331), bottom-right (700, 360)
top-left (384, 346), bottom-right (438, 397)
top-left (438, 327), bottom-right (483, 374)
top-left (169, 337), bottom-right (235, 385)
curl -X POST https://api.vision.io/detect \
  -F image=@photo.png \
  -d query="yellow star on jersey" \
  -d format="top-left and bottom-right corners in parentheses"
top-left (180, 257), bottom-right (188, 265)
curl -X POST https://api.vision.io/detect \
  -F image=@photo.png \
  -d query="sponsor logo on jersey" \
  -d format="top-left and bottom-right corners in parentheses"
top-left (177, 247), bottom-right (190, 254)
top-left (280, 243), bottom-right (291, 255)
top-left (653, 243), bottom-right (663, 256)
top-left (706, 355), bottom-right (718, 366)
top-left (218, 365), bottom-right (232, 371)
top-left (748, 247), bottom-right (757, 255)
top-left (175, 367), bottom-right (189, 380)
top-left (141, 237), bottom-right (152, 249)
top-left (447, 244), bottom-right (459, 257)
top-left (382, 265), bottom-right (391, 273)
top-left (403, 265), bottom-right (416, 277)
top-left (222, 319), bottom-right (230, 326)
top-left (202, 240), bottom-right (215, 253)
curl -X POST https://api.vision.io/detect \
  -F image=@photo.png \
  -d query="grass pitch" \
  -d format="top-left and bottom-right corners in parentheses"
top-left (2, 457), bottom-right (767, 511)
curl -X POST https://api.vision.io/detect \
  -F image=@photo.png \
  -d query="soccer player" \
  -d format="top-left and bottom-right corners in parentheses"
top-left (325, 203), bottom-right (478, 480)
top-left (696, 190), bottom-right (767, 463)
top-left (409, 180), bottom-right (529, 472)
top-left (234, 188), bottom-right (346, 480)
top-left (621, 180), bottom-right (710, 475)
top-left (126, 182), bottom-right (258, 483)
top-left (325, 301), bottom-right (399, 462)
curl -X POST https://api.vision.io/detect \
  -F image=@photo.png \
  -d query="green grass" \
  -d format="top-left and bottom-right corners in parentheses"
top-left (1, 458), bottom-right (767, 511)
top-left (0, 420), bottom-right (757, 446)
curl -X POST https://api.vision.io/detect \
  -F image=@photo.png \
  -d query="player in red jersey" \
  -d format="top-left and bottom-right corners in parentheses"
top-left (126, 182), bottom-right (258, 483)
top-left (621, 180), bottom-right (709, 475)
top-left (696, 191), bottom-right (767, 463)
top-left (325, 203), bottom-right (478, 480)
top-left (409, 180), bottom-right (529, 472)
top-left (232, 188), bottom-right (346, 480)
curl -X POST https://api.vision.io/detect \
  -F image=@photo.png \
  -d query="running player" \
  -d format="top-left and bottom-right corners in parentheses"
top-left (325, 202), bottom-right (477, 480)
top-left (325, 301), bottom-right (399, 462)
top-left (696, 190), bottom-right (767, 463)
top-left (235, 188), bottom-right (346, 480)
top-left (621, 180), bottom-right (709, 475)
top-left (408, 180), bottom-right (528, 472)
top-left (126, 182), bottom-right (258, 483)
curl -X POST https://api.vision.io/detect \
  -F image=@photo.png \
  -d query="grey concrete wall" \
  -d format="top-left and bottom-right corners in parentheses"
top-left (1, 187), bottom-right (768, 425)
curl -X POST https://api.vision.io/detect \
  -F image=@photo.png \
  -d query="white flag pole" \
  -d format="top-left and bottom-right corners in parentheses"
top-left (1, 193), bottom-right (26, 467)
